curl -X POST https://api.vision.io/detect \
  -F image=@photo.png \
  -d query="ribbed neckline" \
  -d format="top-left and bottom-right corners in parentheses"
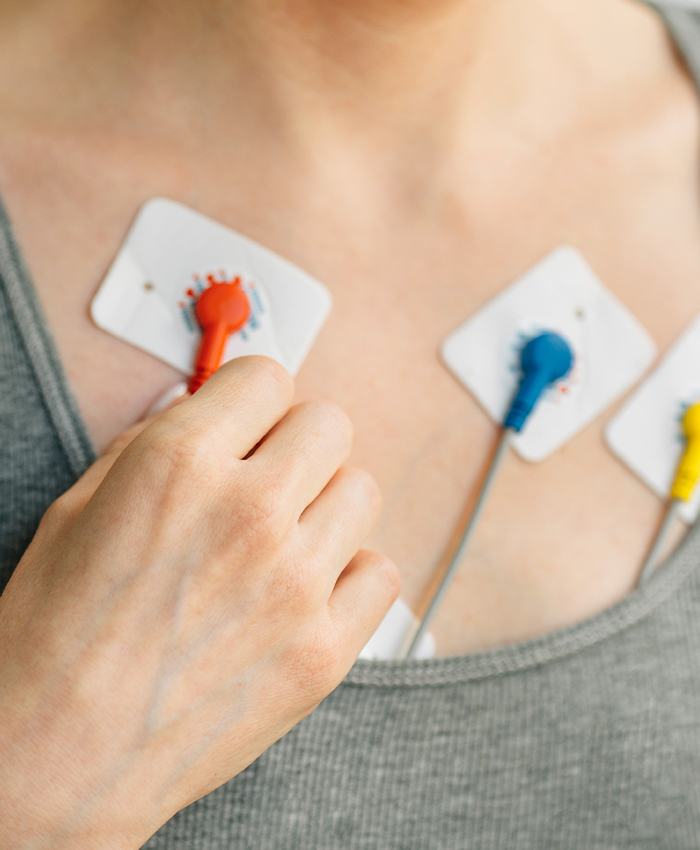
top-left (347, 521), bottom-right (700, 686)
top-left (0, 1), bottom-right (699, 689)
top-left (0, 195), bottom-right (96, 478)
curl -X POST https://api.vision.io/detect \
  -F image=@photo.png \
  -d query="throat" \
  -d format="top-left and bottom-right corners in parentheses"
top-left (0, 0), bottom-right (678, 194)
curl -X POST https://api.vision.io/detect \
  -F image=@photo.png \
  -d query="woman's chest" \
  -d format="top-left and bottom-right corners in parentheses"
top-left (3, 119), bottom-right (700, 656)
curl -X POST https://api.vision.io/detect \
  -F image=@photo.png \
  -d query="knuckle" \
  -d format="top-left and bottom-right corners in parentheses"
top-left (137, 423), bottom-right (218, 483)
top-left (181, 433), bottom-right (223, 480)
top-left (300, 399), bottom-right (354, 445)
top-left (136, 424), bottom-right (188, 473)
top-left (341, 466), bottom-right (382, 511)
top-left (238, 355), bottom-right (294, 399)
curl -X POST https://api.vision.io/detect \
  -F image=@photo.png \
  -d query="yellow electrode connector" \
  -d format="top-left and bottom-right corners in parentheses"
top-left (670, 402), bottom-right (700, 502)
top-left (638, 400), bottom-right (700, 586)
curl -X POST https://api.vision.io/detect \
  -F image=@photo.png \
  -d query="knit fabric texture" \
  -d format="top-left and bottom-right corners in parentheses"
top-left (2, 3), bottom-right (700, 847)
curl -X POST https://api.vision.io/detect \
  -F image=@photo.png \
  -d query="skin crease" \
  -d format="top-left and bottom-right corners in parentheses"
top-left (0, 0), bottom-right (699, 659)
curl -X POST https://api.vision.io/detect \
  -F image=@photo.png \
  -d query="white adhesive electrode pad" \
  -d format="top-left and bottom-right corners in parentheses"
top-left (441, 247), bottom-right (656, 462)
top-left (359, 598), bottom-right (435, 661)
top-left (91, 198), bottom-right (331, 375)
top-left (606, 316), bottom-right (700, 524)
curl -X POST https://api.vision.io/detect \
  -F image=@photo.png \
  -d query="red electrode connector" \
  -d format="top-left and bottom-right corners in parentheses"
top-left (188, 274), bottom-right (251, 394)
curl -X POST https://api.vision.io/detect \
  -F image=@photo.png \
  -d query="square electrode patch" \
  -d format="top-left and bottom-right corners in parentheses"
top-left (606, 316), bottom-right (700, 524)
top-left (359, 598), bottom-right (435, 660)
top-left (442, 247), bottom-right (656, 462)
top-left (91, 198), bottom-right (331, 375)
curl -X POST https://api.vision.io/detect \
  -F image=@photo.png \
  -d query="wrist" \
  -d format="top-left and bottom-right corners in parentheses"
top-left (0, 731), bottom-right (147, 850)
top-left (0, 797), bottom-right (144, 850)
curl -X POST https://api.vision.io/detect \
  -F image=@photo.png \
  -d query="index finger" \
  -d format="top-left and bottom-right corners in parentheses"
top-left (143, 355), bottom-right (294, 460)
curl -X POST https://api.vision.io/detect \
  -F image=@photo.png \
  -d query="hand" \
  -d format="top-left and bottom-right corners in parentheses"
top-left (0, 356), bottom-right (399, 850)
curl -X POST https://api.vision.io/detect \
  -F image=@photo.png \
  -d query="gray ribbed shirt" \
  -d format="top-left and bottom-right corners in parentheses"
top-left (2, 3), bottom-right (700, 847)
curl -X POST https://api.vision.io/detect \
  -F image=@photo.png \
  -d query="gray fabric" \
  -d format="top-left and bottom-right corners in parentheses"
top-left (2, 2), bottom-right (700, 847)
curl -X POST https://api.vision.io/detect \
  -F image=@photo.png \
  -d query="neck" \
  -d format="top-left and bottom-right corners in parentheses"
top-left (0, 1), bottom-right (675, 188)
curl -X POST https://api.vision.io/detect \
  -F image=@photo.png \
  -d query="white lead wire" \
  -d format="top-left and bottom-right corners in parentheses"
top-left (637, 499), bottom-right (682, 586)
top-left (402, 428), bottom-right (513, 659)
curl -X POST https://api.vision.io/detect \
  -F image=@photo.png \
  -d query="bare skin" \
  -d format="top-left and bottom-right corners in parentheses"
top-left (0, 357), bottom-right (399, 848)
top-left (0, 0), bottom-right (699, 656)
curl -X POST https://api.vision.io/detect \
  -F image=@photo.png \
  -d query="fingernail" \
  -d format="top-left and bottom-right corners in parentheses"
top-left (147, 382), bottom-right (189, 415)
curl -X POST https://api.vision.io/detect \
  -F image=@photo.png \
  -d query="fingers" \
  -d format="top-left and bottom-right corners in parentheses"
top-left (328, 549), bottom-right (401, 651)
top-left (298, 466), bottom-right (382, 593)
top-left (248, 401), bottom-right (354, 516)
top-left (67, 357), bottom-right (294, 528)
top-left (68, 386), bottom-right (191, 503)
top-left (149, 356), bottom-right (294, 461)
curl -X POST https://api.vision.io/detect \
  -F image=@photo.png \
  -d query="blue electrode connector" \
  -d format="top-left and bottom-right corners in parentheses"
top-left (404, 329), bottom-right (576, 658)
top-left (504, 331), bottom-right (575, 432)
